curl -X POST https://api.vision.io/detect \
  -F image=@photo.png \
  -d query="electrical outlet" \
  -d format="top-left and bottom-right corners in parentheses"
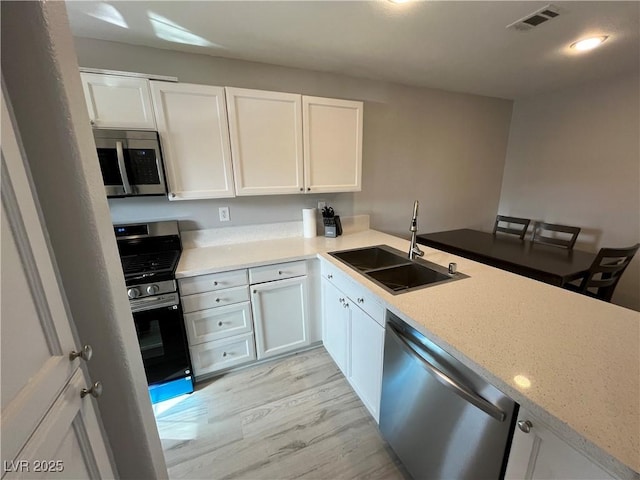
top-left (219, 207), bottom-right (230, 222)
top-left (317, 200), bottom-right (326, 211)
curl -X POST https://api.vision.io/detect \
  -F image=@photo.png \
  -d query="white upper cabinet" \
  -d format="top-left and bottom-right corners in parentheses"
top-left (226, 87), bottom-right (304, 195)
top-left (80, 73), bottom-right (156, 129)
top-left (150, 82), bottom-right (235, 200)
top-left (303, 96), bottom-right (363, 193)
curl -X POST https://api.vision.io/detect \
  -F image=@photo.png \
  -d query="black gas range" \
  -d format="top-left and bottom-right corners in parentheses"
top-left (114, 221), bottom-right (193, 404)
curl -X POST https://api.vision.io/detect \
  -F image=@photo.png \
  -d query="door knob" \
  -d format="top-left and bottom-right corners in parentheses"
top-left (517, 420), bottom-right (533, 433)
top-left (69, 345), bottom-right (93, 362)
top-left (80, 381), bottom-right (103, 399)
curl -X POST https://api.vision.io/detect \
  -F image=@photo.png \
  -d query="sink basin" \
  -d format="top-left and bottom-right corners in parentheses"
top-left (367, 263), bottom-right (451, 292)
top-left (330, 246), bottom-right (410, 271)
top-left (329, 245), bottom-right (467, 295)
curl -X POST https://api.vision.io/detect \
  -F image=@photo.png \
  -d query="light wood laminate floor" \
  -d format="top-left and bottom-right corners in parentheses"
top-left (154, 346), bottom-right (409, 480)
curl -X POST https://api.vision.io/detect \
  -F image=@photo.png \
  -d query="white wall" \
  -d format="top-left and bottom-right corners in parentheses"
top-left (498, 73), bottom-right (640, 310)
top-left (74, 37), bottom-right (514, 237)
top-left (1, 3), bottom-right (168, 478)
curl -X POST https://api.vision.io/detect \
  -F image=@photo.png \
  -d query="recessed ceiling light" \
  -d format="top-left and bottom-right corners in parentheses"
top-left (388, 0), bottom-right (411, 3)
top-left (570, 36), bottom-right (609, 51)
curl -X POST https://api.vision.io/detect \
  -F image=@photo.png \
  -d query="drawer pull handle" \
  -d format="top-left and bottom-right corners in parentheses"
top-left (218, 321), bottom-right (223, 327)
top-left (328, 274), bottom-right (333, 279)
top-left (357, 298), bottom-right (364, 303)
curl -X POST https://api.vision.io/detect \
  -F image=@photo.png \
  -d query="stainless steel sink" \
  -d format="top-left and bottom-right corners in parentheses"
top-left (329, 245), bottom-right (467, 294)
top-left (330, 246), bottom-right (411, 271)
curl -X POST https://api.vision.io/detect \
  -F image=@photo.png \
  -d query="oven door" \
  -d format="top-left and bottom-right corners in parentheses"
top-left (132, 294), bottom-right (192, 386)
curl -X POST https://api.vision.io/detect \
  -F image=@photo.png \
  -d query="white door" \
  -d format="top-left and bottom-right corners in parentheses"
top-left (80, 73), bottom-right (155, 129)
top-left (302, 96), bottom-right (363, 193)
top-left (505, 409), bottom-right (614, 480)
top-left (226, 87), bottom-right (304, 195)
top-left (251, 276), bottom-right (310, 359)
top-left (1, 90), bottom-right (115, 478)
top-left (348, 304), bottom-right (384, 423)
top-left (150, 81), bottom-right (235, 200)
top-left (321, 279), bottom-right (349, 375)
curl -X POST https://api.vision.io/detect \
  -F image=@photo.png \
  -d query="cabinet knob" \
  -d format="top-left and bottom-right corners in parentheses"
top-left (218, 321), bottom-right (223, 327)
top-left (213, 281), bottom-right (219, 286)
top-left (80, 381), bottom-right (103, 399)
top-left (517, 420), bottom-right (533, 434)
top-left (170, 193), bottom-right (176, 198)
top-left (90, 120), bottom-right (95, 126)
top-left (253, 289), bottom-right (257, 294)
top-left (339, 297), bottom-right (345, 303)
top-left (307, 188), bottom-right (311, 192)
top-left (216, 298), bottom-right (221, 303)
top-left (222, 352), bottom-right (228, 358)
top-left (328, 274), bottom-right (333, 279)
top-left (69, 344), bottom-right (93, 362)
top-left (357, 298), bottom-right (364, 303)
top-left (299, 188), bottom-right (303, 192)
top-left (278, 270), bottom-right (283, 275)
top-left (343, 302), bottom-right (349, 308)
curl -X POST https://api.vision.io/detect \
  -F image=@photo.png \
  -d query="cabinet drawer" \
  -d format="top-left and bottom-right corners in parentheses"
top-left (249, 260), bottom-right (307, 284)
top-left (191, 333), bottom-right (256, 377)
top-left (322, 260), bottom-right (384, 326)
top-left (182, 286), bottom-right (249, 313)
top-left (184, 301), bottom-right (253, 345)
top-left (179, 269), bottom-right (248, 296)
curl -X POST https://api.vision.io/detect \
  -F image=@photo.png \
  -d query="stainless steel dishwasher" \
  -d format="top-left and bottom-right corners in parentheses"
top-left (380, 312), bottom-right (517, 480)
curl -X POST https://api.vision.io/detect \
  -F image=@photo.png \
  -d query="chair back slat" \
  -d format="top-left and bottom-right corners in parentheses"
top-left (531, 222), bottom-right (580, 249)
top-left (577, 244), bottom-right (640, 302)
top-left (493, 215), bottom-right (530, 240)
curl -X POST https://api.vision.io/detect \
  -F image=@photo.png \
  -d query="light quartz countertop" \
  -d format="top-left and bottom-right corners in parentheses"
top-left (177, 229), bottom-right (640, 479)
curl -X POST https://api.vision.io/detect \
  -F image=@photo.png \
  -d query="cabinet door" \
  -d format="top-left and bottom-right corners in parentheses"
top-left (505, 409), bottom-right (614, 480)
top-left (80, 73), bottom-right (155, 129)
top-left (150, 82), bottom-right (235, 200)
top-left (348, 304), bottom-right (384, 423)
top-left (303, 96), bottom-right (363, 193)
top-left (226, 87), bottom-right (304, 195)
top-left (321, 279), bottom-right (349, 375)
top-left (251, 276), bottom-right (310, 359)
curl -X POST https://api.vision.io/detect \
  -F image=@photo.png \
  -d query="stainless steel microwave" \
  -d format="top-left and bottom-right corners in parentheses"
top-left (93, 129), bottom-right (167, 198)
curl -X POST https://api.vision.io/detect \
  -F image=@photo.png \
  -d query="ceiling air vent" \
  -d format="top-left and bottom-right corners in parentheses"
top-left (506, 5), bottom-right (561, 32)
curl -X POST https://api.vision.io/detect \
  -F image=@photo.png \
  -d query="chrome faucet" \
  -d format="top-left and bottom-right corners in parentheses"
top-left (408, 200), bottom-right (424, 260)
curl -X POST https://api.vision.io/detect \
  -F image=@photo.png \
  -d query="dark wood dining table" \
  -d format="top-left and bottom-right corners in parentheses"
top-left (417, 229), bottom-right (597, 287)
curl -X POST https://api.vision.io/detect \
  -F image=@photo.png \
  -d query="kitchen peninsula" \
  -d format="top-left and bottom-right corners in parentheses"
top-left (176, 222), bottom-right (639, 480)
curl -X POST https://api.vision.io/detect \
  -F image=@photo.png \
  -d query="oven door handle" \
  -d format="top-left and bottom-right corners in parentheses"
top-left (130, 294), bottom-right (179, 313)
top-left (116, 140), bottom-right (133, 195)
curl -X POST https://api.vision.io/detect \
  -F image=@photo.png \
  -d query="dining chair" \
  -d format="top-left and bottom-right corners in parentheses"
top-left (493, 215), bottom-right (531, 240)
top-left (531, 222), bottom-right (581, 250)
top-left (565, 244), bottom-right (639, 302)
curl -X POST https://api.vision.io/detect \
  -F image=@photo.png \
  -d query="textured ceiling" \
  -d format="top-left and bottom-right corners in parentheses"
top-left (65, 1), bottom-right (640, 99)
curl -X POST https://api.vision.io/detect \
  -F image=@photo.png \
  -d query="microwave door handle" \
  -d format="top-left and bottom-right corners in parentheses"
top-left (116, 141), bottom-right (132, 195)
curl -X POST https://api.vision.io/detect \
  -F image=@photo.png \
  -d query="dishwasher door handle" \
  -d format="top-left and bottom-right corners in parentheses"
top-left (388, 323), bottom-right (506, 422)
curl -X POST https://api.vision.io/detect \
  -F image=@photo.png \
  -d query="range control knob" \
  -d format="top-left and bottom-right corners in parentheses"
top-left (127, 288), bottom-right (141, 299)
top-left (146, 284), bottom-right (159, 295)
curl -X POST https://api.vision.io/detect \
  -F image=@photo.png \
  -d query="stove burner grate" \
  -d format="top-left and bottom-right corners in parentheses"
top-left (121, 251), bottom-right (180, 277)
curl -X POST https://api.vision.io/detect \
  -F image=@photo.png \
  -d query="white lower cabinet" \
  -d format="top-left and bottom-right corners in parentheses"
top-left (250, 261), bottom-right (311, 359)
top-left (322, 280), bottom-right (349, 375)
top-left (505, 409), bottom-right (615, 480)
top-left (321, 261), bottom-right (385, 422)
top-left (179, 269), bottom-right (256, 379)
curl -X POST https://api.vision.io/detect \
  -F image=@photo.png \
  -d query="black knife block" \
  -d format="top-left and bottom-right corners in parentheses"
top-left (324, 215), bottom-right (342, 237)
